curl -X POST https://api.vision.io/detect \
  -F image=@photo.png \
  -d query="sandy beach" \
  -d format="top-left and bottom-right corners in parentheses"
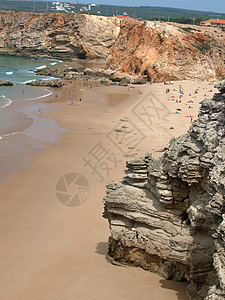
top-left (0, 78), bottom-right (217, 299)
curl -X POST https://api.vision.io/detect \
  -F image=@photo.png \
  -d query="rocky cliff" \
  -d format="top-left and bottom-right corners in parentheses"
top-left (0, 11), bottom-right (224, 81)
top-left (103, 82), bottom-right (225, 299)
top-left (106, 20), bottom-right (225, 82)
top-left (0, 11), bottom-right (119, 59)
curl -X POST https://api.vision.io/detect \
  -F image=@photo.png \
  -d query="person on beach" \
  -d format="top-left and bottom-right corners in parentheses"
top-left (185, 115), bottom-right (193, 123)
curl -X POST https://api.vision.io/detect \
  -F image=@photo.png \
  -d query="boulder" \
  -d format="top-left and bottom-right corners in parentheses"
top-left (0, 80), bottom-right (13, 86)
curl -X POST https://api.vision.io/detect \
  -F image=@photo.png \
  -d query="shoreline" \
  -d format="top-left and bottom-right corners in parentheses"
top-left (0, 84), bottom-right (62, 136)
top-left (0, 87), bottom-right (67, 184)
top-left (0, 78), bottom-right (217, 299)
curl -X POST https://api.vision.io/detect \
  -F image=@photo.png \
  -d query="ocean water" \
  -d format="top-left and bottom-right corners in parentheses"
top-left (0, 55), bottom-right (67, 137)
top-left (0, 55), bottom-right (64, 107)
top-left (0, 56), bottom-right (69, 184)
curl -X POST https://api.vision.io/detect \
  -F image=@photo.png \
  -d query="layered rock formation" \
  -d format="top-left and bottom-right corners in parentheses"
top-left (0, 11), bottom-right (119, 59)
top-left (106, 20), bottom-right (225, 82)
top-left (103, 82), bottom-right (225, 299)
top-left (0, 11), bottom-right (224, 82)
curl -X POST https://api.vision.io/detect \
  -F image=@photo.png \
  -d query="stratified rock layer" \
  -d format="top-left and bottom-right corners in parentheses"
top-left (0, 11), bottom-right (224, 82)
top-left (0, 11), bottom-right (120, 59)
top-left (103, 81), bottom-right (225, 299)
top-left (107, 20), bottom-right (225, 82)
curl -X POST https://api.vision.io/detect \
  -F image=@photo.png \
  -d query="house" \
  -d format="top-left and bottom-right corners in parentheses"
top-left (200, 19), bottom-right (225, 27)
top-left (115, 8), bottom-right (132, 20)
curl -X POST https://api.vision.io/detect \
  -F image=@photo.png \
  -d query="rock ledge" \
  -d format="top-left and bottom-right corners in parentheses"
top-left (103, 82), bottom-right (225, 299)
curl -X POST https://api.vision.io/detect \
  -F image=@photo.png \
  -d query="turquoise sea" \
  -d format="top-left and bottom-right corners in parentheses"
top-left (0, 55), bottom-right (68, 184)
top-left (0, 55), bottom-right (64, 107)
top-left (0, 55), bottom-right (66, 136)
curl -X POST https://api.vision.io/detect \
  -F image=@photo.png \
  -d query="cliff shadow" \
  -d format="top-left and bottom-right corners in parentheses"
top-left (95, 242), bottom-right (108, 259)
top-left (160, 279), bottom-right (189, 300)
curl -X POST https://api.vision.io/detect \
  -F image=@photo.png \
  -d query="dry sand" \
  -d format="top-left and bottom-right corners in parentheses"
top-left (0, 79), bottom-right (217, 300)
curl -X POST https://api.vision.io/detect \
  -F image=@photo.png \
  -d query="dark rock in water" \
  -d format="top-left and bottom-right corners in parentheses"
top-left (35, 68), bottom-right (66, 78)
top-left (35, 68), bottom-right (52, 76)
top-left (103, 81), bottom-right (225, 300)
top-left (0, 80), bottom-right (13, 86)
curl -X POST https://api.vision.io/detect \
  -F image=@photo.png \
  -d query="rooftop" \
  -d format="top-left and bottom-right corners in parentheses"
top-left (201, 19), bottom-right (225, 24)
top-left (115, 15), bottom-right (132, 19)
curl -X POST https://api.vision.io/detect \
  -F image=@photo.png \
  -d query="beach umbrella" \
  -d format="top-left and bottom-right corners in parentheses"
top-left (171, 96), bottom-right (175, 98)
top-left (176, 108), bottom-right (182, 111)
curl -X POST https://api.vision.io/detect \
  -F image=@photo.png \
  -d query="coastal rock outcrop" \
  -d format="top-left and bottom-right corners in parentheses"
top-left (103, 81), bottom-right (225, 299)
top-left (0, 80), bottom-right (13, 86)
top-left (0, 11), bottom-right (120, 59)
top-left (106, 20), bottom-right (225, 82)
top-left (26, 79), bottom-right (63, 87)
top-left (0, 11), bottom-right (224, 82)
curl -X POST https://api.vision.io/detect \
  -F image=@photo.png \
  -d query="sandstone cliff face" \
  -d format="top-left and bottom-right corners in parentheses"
top-left (0, 11), bottom-right (224, 82)
top-left (103, 82), bottom-right (225, 299)
top-left (106, 20), bottom-right (225, 82)
top-left (0, 11), bottom-right (120, 59)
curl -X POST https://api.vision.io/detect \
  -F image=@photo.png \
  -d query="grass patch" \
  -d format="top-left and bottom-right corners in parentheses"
top-left (182, 27), bottom-right (201, 32)
top-left (194, 41), bottom-right (211, 53)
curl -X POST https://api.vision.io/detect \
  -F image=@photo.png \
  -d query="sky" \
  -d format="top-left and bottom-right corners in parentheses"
top-left (75, 0), bottom-right (225, 14)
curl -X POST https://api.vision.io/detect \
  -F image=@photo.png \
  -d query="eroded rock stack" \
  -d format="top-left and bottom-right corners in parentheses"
top-left (123, 156), bottom-right (150, 188)
top-left (103, 81), bottom-right (225, 299)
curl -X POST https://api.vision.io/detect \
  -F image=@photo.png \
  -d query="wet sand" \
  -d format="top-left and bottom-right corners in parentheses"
top-left (0, 79), bottom-right (217, 299)
top-left (0, 90), bottom-right (68, 184)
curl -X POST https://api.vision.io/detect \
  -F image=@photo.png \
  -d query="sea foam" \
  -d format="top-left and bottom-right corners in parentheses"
top-left (35, 65), bottom-right (47, 70)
